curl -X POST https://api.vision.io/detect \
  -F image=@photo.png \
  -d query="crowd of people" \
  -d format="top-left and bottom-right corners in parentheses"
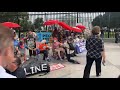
top-left (13, 27), bottom-right (85, 64)
top-left (0, 22), bottom-right (109, 78)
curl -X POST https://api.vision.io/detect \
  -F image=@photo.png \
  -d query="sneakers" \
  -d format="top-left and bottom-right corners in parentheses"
top-left (60, 58), bottom-right (64, 61)
top-left (46, 58), bottom-right (51, 62)
top-left (96, 73), bottom-right (101, 77)
top-left (26, 58), bottom-right (29, 60)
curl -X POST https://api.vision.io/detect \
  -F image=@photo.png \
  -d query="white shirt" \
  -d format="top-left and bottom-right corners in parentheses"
top-left (0, 66), bottom-right (16, 78)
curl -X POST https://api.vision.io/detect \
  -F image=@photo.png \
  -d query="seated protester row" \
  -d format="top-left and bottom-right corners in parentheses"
top-left (5, 56), bottom-right (26, 78)
top-left (52, 38), bottom-right (65, 60)
top-left (38, 40), bottom-right (50, 61)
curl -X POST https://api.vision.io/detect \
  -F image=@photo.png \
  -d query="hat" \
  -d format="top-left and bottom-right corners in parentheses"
top-left (53, 37), bottom-right (58, 40)
top-left (41, 40), bottom-right (46, 44)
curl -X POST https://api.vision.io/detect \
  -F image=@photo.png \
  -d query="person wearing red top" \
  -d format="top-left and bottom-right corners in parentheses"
top-left (39, 40), bottom-right (50, 61)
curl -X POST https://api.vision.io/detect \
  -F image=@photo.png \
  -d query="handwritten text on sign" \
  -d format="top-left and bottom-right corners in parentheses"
top-left (50, 63), bottom-right (65, 71)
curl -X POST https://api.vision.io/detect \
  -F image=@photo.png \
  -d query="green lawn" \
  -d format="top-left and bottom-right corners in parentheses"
top-left (104, 32), bottom-right (115, 38)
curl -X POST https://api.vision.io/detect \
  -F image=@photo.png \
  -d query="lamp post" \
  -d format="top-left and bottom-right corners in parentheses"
top-left (45, 13), bottom-right (47, 31)
top-left (77, 12), bottom-right (79, 23)
top-left (17, 12), bottom-right (21, 38)
top-left (108, 12), bottom-right (111, 38)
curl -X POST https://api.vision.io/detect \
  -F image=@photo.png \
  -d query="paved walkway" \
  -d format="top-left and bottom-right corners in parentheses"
top-left (27, 42), bottom-right (120, 78)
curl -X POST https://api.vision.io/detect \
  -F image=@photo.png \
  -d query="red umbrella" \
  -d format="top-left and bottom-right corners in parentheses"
top-left (43, 20), bottom-right (59, 25)
top-left (58, 22), bottom-right (72, 31)
top-left (71, 27), bottom-right (82, 33)
top-left (76, 25), bottom-right (86, 30)
top-left (2, 22), bottom-right (20, 28)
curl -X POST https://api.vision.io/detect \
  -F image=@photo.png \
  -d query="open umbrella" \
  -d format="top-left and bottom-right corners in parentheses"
top-left (71, 27), bottom-right (82, 33)
top-left (43, 20), bottom-right (59, 25)
top-left (58, 22), bottom-right (72, 31)
top-left (2, 22), bottom-right (20, 28)
top-left (76, 25), bottom-right (86, 30)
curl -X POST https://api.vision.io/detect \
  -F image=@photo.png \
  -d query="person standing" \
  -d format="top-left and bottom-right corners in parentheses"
top-left (52, 27), bottom-right (58, 38)
top-left (100, 29), bottom-right (104, 39)
top-left (83, 26), bottom-right (106, 78)
top-left (115, 30), bottom-right (119, 43)
top-left (0, 24), bottom-right (16, 78)
top-left (27, 30), bottom-right (36, 58)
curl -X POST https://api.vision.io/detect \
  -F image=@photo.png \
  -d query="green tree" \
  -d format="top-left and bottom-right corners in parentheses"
top-left (0, 12), bottom-right (34, 32)
top-left (92, 12), bottom-right (120, 29)
top-left (34, 17), bottom-right (44, 32)
top-left (19, 19), bottom-right (34, 32)
top-left (0, 12), bottom-right (29, 23)
top-left (92, 15), bottom-right (103, 28)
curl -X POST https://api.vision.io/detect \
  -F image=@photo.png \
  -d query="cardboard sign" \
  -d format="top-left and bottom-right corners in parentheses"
top-left (50, 63), bottom-right (65, 71)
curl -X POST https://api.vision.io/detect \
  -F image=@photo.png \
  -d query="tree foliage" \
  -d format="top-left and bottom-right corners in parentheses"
top-left (0, 12), bottom-right (35, 31)
top-left (92, 12), bottom-right (120, 28)
top-left (34, 17), bottom-right (44, 31)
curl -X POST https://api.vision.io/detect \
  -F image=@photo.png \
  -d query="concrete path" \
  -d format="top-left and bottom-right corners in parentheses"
top-left (27, 42), bottom-right (120, 78)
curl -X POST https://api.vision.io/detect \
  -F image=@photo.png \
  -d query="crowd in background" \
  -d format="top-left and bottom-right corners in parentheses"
top-left (13, 27), bottom-right (86, 65)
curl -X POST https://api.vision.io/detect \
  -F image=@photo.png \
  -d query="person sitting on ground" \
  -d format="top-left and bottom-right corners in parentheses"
top-left (63, 39), bottom-right (80, 64)
top-left (38, 40), bottom-right (50, 61)
top-left (68, 37), bottom-right (77, 57)
top-left (74, 35), bottom-right (80, 43)
top-left (52, 38), bottom-right (65, 60)
top-left (5, 56), bottom-right (26, 78)
top-left (49, 36), bottom-right (53, 46)
top-left (79, 34), bottom-right (85, 42)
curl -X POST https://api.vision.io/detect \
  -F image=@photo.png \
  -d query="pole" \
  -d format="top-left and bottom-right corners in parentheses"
top-left (108, 12), bottom-right (110, 38)
top-left (17, 12), bottom-right (20, 38)
top-left (45, 13), bottom-right (47, 31)
top-left (77, 12), bottom-right (79, 23)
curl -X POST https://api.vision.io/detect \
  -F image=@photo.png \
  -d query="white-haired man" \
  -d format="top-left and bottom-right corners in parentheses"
top-left (0, 24), bottom-right (16, 78)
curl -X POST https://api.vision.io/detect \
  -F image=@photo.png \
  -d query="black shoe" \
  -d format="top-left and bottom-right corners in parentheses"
top-left (96, 73), bottom-right (101, 77)
top-left (70, 54), bottom-right (75, 57)
top-left (74, 54), bottom-right (77, 56)
top-left (47, 58), bottom-right (51, 62)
